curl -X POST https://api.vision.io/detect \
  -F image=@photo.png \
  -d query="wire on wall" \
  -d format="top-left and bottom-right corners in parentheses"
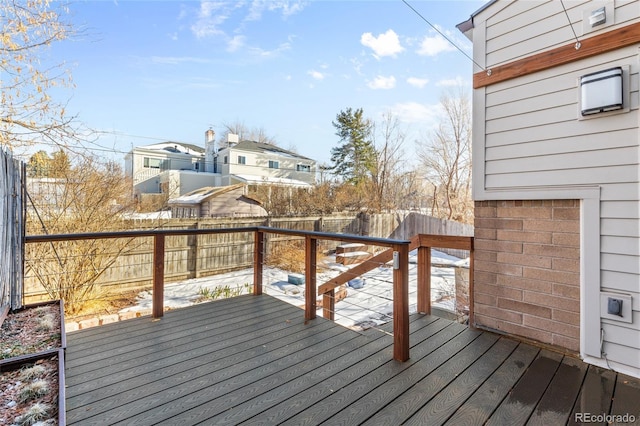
top-left (560, 0), bottom-right (581, 50)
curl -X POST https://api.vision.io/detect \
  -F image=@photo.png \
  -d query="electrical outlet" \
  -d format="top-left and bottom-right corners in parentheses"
top-left (600, 292), bottom-right (633, 323)
top-left (607, 298), bottom-right (623, 316)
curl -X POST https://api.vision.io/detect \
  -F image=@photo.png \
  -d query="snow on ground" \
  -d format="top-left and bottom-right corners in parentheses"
top-left (121, 249), bottom-right (468, 331)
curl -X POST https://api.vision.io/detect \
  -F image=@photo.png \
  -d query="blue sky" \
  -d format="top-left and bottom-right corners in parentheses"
top-left (48, 0), bottom-right (485, 165)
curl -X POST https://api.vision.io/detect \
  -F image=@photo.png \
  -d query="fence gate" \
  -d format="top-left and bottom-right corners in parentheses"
top-left (0, 148), bottom-right (25, 310)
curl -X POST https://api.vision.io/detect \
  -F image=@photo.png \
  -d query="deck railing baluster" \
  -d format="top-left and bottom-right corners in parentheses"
top-left (304, 236), bottom-right (317, 321)
top-left (417, 245), bottom-right (431, 315)
top-left (392, 243), bottom-right (410, 362)
top-left (152, 233), bottom-right (165, 319)
top-left (253, 230), bottom-right (264, 296)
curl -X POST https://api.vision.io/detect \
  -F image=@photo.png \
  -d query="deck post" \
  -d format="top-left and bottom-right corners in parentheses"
top-left (468, 238), bottom-right (475, 327)
top-left (152, 234), bottom-right (165, 319)
top-left (392, 243), bottom-right (410, 362)
top-left (417, 245), bottom-right (431, 315)
top-left (305, 236), bottom-right (317, 321)
top-left (323, 289), bottom-right (335, 320)
top-left (253, 230), bottom-right (264, 295)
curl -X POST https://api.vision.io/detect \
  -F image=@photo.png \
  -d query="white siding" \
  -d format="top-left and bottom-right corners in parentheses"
top-left (483, 0), bottom-right (639, 69)
top-left (471, 0), bottom-right (640, 376)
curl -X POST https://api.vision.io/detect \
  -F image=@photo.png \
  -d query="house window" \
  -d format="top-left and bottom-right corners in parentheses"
top-left (269, 160), bottom-right (279, 169)
top-left (238, 155), bottom-right (246, 165)
top-left (297, 164), bottom-right (311, 172)
top-left (143, 157), bottom-right (162, 169)
top-left (224, 156), bottom-right (228, 164)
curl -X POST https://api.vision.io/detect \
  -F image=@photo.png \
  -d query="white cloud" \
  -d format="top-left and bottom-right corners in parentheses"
top-left (436, 76), bottom-right (467, 87)
top-left (417, 33), bottom-right (456, 57)
top-left (390, 101), bottom-right (440, 126)
top-left (361, 29), bottom-right (404, 59)
top-left (191, 2), bottom-right (235, 39)
top-left (407, 77), bottom-right (429, 88)
top-left (247, 41), bottom-right (291, 58)
top-left (246, 0), bottom-right (307, 21)
top-left (227, 35), bottom-right (246, 52)
top-left (367, 75), bottom-right (396, 90)
top-left (308, 70), bottom-right (325, 80)
top-left (350, 57), bottom-right (364, 76)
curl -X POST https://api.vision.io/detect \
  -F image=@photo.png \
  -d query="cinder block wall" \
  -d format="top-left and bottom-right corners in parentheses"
top-left (474, 200), bottom-right (581, 351)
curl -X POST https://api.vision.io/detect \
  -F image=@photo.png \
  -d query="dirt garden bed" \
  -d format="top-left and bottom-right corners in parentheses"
top-left (0, 301), bottom-right (66, 425)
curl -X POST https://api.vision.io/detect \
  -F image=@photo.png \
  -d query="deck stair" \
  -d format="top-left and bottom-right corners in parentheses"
top-left (336, 243), bottom-right (373, 265)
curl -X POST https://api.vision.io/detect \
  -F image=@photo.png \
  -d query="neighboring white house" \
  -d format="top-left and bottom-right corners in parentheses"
top-left (126, 132), bottom-right (317, 199)
top-left (214, 137), bottom-right (317, 187)
top-left (125, 141), bottom-right (215, 197)
top-left (459, 0), bottom-right (639, 378)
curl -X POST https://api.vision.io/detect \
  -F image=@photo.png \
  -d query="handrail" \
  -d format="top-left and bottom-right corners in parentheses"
top-left (24, 226), bottom-right (411, 246)
top-left (23, 227), bottom-right (476, 362)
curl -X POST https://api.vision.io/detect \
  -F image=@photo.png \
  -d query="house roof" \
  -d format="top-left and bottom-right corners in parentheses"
top-left (456, 0), bottom-right (497, 37)
top-left (133, 142), bottom-right (205, 155)
top-left (168, 183), bottom-right (253, 205)
top-left (225, 140), bottom-right (314, 162)
top-left (232, 173), bottom-right (313, 187)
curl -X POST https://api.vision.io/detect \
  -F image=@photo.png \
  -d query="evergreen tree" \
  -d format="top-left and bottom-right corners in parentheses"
top-left (330, 108), bottom-right (376, 184)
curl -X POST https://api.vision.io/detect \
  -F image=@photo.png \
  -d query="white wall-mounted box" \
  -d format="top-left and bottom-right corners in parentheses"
top-left (580, 67), bottom-right (623, 116)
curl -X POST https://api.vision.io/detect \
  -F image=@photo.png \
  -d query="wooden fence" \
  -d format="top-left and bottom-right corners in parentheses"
top-left (0, 148), bottom-right (25, 310)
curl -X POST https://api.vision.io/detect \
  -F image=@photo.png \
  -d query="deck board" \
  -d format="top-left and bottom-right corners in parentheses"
top-left (567, 365), bottom-right (616, 426)
top-left (486, 349), bottom-right (563, 426)
top-left (64, 294), bottom-right (639, 426)
top-left (527, 356), bottom-right (588, 425)
top-left (443, 341), bottom-right (540, 426)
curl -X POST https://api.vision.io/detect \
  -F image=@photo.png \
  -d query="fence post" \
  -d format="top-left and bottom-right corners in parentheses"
top-left (393, 243), bottom-right (410, 362)
top-left (253, 230), bottom-right (263, 295)
top-left (152, 234), bottom-right (165, 319)
top-left (305, 236), bottom-right (317, 321)
top-left (417, 244), bottom-right (431, 315)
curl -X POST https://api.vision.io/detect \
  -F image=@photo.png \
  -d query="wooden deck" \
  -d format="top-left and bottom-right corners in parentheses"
top-left (64, 294), bottom-right (640, 426)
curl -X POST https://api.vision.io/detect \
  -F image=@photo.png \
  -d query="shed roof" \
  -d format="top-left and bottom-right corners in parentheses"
top-left (168, 184), bottom-right (247, 205)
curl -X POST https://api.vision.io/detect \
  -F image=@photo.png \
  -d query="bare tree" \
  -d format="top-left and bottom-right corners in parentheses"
top-left (25, 154), bottom-right (139, 313)
top-left (417, 88), bottom-right (473, 223)
top-left (1, 0), bottom-right (83, 152)
top-left (218, 121), bottom-right (278, 145)
top-left (369, 112), bottom-right (408, 212)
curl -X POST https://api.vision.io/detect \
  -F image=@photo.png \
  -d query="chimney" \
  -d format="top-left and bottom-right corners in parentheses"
top-left (205, 128), bottom-right (216, 173)
top-left (227, 133), bottom-right (239, 148)
top-left (205, 128), bottom-right (215, 143)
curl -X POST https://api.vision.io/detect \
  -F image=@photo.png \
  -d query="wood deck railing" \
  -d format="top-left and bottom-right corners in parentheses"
top-left (25, 226), bottom-right (473, 362)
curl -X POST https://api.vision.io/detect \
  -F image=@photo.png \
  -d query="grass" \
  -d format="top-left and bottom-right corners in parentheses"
top-left (15, 402), bottom-right (50, 426)
top-left (19, 365), bottom-right (47, 381)
top-left (36, 314), bottom-right (55, 332)
top-left (19, 379), bottom-right (49, 403)
top-left (198, 283), bottom-right (253, 301)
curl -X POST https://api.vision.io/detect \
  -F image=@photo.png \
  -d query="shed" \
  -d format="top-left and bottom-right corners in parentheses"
top-left (168, 184), bottom-right (267, 218)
